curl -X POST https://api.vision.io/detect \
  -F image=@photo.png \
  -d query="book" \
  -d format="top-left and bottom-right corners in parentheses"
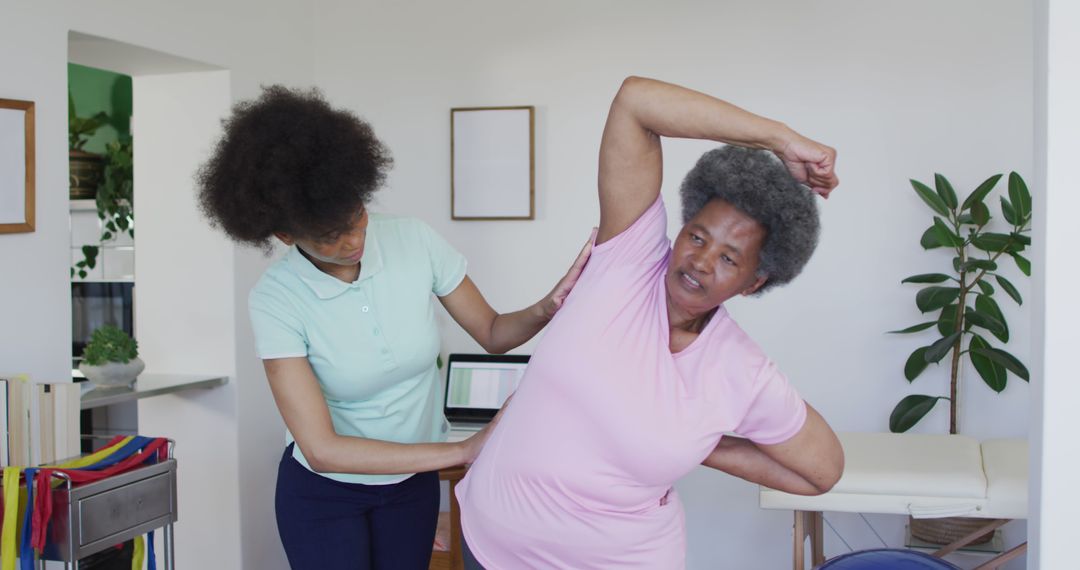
top-left (0, 379), bottom-right (8, 467)
top-left (0, 375), bottom-right (31, 467)
top-left (38, 384), bottom-right (55, 465)
top-left (52, 383), bottom-right (81, 462)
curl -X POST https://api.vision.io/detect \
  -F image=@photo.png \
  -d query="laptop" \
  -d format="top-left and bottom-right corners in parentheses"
top-left (443, 353), bottom-right (529, 440)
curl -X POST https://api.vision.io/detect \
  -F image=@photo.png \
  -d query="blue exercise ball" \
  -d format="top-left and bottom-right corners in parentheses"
top-left (816, 549), bottom-right (962, 570)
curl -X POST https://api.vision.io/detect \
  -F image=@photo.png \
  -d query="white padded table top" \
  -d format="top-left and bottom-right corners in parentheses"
top-left (759, 433), bottom-right (1027, 520)
top-left (981, 438), bottom-right (1028, 519)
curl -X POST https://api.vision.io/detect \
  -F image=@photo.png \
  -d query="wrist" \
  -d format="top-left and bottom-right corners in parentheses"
top-left (532, 299), bottom-right (554, 322)
top-left (763, 121), bottom-right (795, 154)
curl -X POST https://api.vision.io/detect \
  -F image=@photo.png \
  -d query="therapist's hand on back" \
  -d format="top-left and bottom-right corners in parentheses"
top-left (537, 228), bottom-right (596, 320)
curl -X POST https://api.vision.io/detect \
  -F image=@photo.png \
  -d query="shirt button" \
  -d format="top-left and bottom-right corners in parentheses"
top-left (381, 348), bottom-right (389, 354)
top-left (373, 329), bottom-right (380, 336)
top-left (361, 306), bottom-right (370, 313)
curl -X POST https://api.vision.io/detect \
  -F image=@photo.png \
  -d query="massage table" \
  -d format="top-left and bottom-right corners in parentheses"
top-left (759, 433), bottom-right (1028, 570)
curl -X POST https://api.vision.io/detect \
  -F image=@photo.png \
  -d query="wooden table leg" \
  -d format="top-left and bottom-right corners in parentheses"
top-left (793, 511), bottom-right (806, 570)
top-left (973, 542), bottom-right (1028, 570)
top-left (811, 511), bottom-right (825, 566)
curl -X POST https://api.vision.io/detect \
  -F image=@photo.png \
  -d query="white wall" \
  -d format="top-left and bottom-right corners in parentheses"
top-left (312, 1), bottom-right (1034, 568)
top-left (0, 2), bottom-right (312, 568)
top-left (1031, 0), bottom-right (1080, 567)
top-left (133, 70), bottom-right (239, 568)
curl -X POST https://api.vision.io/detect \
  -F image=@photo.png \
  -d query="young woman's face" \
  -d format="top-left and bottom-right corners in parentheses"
top-left (665, 199), bottom-right (767, 319)
top-left (279, 208), bottom-right (370, 271)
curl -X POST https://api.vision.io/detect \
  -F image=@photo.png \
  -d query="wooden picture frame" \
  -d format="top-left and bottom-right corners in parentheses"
top-left (450, 106), bottom-right (534, 220)
top-left (0, 98), bottom-right (35, 234)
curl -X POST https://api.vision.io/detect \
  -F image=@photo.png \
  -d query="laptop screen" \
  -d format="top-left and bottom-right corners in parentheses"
top-left (443, 353), bottom-right (529, 423)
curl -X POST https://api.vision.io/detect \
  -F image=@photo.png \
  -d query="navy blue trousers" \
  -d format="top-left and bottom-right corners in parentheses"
top-left (275, 445), bottom-right (440, 570)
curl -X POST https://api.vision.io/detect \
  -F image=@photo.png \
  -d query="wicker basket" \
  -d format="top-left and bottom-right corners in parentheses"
top-left (909, 516), bottom-right (995, 545)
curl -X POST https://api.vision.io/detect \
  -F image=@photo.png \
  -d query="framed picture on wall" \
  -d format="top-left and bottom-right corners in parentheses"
top-left (451, 106), bottom-right (534, 220)
top-left (0, 98), bottom-right (35, 234)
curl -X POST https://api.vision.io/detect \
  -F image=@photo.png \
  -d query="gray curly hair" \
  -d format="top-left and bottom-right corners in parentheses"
top-left (679, 146), bottom-right (820, 294)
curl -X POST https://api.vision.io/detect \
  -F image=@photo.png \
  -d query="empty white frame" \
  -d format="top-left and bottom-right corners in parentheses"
top-left (451, 106), bottom-right (534, 220)
top-left (0, 98), bottom-right (35, 234)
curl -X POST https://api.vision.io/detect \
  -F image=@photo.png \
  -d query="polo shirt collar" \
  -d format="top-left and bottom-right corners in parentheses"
top-left (285, 230), bottom-right (384, 300)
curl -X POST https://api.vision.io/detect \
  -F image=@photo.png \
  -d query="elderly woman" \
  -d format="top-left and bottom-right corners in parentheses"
top-left (455, 76), bottom-right (845, 569)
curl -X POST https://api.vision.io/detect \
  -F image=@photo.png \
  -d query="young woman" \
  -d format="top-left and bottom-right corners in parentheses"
top-left (456, 76), bottom-right (845, 568)
top-left (196, 86), bottom-right (589, 570)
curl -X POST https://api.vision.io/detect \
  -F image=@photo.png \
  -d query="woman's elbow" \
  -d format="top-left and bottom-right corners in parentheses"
top-left (810, 452), bottom-right (845, 495)
top-left (296, 438), bottom-right (337, 473)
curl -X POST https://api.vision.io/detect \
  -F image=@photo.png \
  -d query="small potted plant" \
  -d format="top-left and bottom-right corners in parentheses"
top-left (79, 325), bottom-right (144, 388)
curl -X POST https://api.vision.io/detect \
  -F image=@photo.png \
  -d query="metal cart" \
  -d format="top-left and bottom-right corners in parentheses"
top-left (35, 444), bottom-right (177, 569)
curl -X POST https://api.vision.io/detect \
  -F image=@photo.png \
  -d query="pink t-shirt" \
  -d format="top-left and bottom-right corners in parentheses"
top-left (456, 197), bottom-right (807, 569)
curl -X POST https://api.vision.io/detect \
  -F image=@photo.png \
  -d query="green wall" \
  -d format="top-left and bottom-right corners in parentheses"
top-left (68, 63), bottom-right (132, 154)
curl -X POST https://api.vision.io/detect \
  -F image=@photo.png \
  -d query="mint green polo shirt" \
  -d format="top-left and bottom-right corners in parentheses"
top-left (249, 213), bottom-right (467, 484)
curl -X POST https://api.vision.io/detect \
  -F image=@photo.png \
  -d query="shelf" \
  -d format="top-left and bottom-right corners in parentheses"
top-left (77, 373), bottom-right (228, 409)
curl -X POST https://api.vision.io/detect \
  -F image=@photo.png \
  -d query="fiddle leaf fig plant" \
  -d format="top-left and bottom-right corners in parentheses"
top-left (889, 172), bottom-right (1032, 434)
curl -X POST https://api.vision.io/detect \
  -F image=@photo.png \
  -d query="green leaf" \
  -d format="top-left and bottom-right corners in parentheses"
top-left (932, 217), bottom-right (963, 247)
top-left (1011, 252), bottom-right (1031, 276)
top-left (889, 322), bottom-right (938, 334)
top-left (890, 395), bottom-right (944, 433)
top-left (975, 280), bottom-right (994, 295)
top-left (916, 287), bottom-right (960, 312)
top-left (935, 173), bottom-right (958, 209)
top-left (902, 273), bottom-right (951, 284)
top-left (905, 347), bottom-right (931, 381)
top-left (1008, 172), bottom-right (1031, 223)
top-left (1011, 232), bottom-right (1031, 246)
top-left (972, 347), bottom-right (1030, 381)
top-left (1001, 197), bottom-right (1017, 225)
top-left (960, 259), bottom-right (998, 272)
top-left (996, 275), bottom-right (1022, 305)
top-left (961, 174), bottom-right (1004, 211)
top-left (971, 232), bottom-right (1014, 253)
top-left (938, 303), bottom-right (960, 336)
top-left (970, 201), bottom-right (990, 226)
top-left (966, 306), bottom-right (1008, 343)
top-left (958, 213), bottom-right (975, 224)
top-left (925, 332), bottom-right (962, 363)
top-left (921, 226), bottom-right (943, 249)
top-left (975, 294), bottom-right (1009, 342)
top-left (969, 335), bottom-right (1007, 393)
top-left (101, 231), bottom-right (113, 241)
top-left (911, 179), bottom-right (951, 217)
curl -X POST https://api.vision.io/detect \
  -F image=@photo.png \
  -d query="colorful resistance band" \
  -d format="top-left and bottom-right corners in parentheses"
top-left (132, 535), bottom-right (144, 570)
top-left (0, 436), bottom-right (167, 569)
top-left (1, 468), bottom-right (19, 570)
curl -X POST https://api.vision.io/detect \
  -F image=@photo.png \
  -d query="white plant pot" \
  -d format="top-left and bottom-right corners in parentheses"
top-left (79, 357), bottom-right (145, 388)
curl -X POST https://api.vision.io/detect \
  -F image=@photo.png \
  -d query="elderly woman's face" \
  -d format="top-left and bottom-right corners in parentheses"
top-left (666, 199), bottom-right (767, 320)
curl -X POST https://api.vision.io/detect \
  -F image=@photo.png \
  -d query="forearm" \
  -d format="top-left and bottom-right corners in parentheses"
top-left (304, 434), bottom-right (467, 475)
top-left (484, 302), bottom-right (550, 354)
top-left (702, 436), bottom-right (826, 496)
top-left (616, 76), bottom-right (793, 152)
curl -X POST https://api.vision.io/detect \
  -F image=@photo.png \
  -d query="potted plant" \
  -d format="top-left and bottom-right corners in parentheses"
top-left (889, 171), bottom-right (1032, 544)
top-left (68, 91), bottom-right (109, 200)
top-left (78, 324), bottom-right (144, 388)
top-left (72, 139), bottom-right (134, 279)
